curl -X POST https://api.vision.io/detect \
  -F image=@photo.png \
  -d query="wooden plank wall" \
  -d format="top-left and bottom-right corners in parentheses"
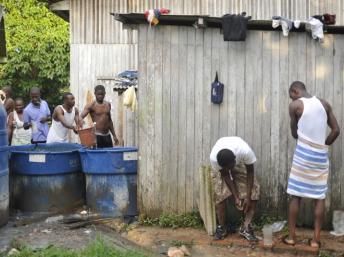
top-left (70, 0), bottom-right (344, 44)
top-left (138, 24), bottom-right (344, 226)
top-left (69, 0), bottom-right (344, 151)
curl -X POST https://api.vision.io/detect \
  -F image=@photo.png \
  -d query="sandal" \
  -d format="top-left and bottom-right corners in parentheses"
top-left (282, 235), bottom-right (296, 246)
top-left (308, 239), bottom-right (321, 249)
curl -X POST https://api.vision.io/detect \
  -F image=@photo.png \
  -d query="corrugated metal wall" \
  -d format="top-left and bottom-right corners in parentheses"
top-left (137, 24), bottom-right (344, 226)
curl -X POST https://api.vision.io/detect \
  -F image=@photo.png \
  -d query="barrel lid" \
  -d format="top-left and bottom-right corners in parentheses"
top-left (10, 143), bottom-right (84, 154)
top-left (79, 147), bottom-right (138, 153)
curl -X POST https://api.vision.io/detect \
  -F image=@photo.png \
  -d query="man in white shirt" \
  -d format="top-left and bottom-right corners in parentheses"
top-left (210, 137), bottom-right (260, 241)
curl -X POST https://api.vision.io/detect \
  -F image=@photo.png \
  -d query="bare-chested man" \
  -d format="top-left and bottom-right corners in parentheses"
top-left (81, 85), bottom-right (119, 148)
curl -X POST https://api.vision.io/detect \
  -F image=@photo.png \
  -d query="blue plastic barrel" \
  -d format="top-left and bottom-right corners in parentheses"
top-left (0, 103), bottom-right (9, 227)
top-left (9, 143), bottom-right (85, 213)
top-left (79, 147), bottom-right (138, 217)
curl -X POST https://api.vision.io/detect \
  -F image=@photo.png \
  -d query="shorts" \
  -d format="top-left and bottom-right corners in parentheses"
top-left (211, 163), bottom-right (260, 205)
top-left (96, 134), bottom-right (113, 148)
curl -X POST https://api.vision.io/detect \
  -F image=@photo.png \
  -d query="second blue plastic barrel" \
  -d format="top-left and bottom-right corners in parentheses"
top-left (79, 147), bottom-right (138, 217)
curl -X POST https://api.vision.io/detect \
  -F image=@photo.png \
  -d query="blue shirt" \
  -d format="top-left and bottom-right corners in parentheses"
top-left (23, 100), bottom-right (50, 142)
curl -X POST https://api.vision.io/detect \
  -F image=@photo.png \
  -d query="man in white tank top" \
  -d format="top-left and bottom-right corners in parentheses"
top-left (285, 81), bottom-right (340, 248)
top-left (47, 93), bottom-right (82, 143)
top-left (7, 98), bottom-right (32, 145)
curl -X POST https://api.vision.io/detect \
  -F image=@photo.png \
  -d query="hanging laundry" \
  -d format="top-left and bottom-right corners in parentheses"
top-left (222, 12), bottom-right (251, 41)
top-left (272, 16), bottom-right (301, 36)
top-left (123, 86), bottom-right (137, 112)
top-left (306, 17), bottom-right (324, 42)
top-left (323, 14), bottom-right (336, 25)
top-left (313, 14), bottom-right (336, 25)
top-left (144, 8), bottom-right (170, 26)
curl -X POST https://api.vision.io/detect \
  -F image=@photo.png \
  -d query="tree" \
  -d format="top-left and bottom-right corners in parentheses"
top-left (0, 0), bottom-right (69, 109)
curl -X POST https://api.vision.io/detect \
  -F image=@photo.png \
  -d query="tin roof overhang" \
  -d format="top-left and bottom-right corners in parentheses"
top-left (113, 13), bottom-right (344, 34)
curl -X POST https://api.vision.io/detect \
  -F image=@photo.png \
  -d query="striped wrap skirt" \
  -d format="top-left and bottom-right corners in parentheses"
top-left (287, 137), bottom-right (329, 199)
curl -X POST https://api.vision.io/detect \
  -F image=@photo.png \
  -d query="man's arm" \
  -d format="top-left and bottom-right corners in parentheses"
top-left (23, 109), bottom-right (31, 130)
top-left (7, 112), bottom-right (14, 145)
top-left (243, 164), bottom-right (254, 213)
top-left (322, 100), bottom-right (340, 145)
top-left (55, 107), bottom-right (75, 130)
top-left (219, 168), bottom-right (241, 209)
top-left (108, 103), bottom-right (119, 145)
top-left (40, 101), bottom-right (51, 124)
top-left (80, 103), bottom-right (92, 119)
top-left (289, 101), bottom-right (299, 139)
top-left (74, 107), bottom-right (83, 129)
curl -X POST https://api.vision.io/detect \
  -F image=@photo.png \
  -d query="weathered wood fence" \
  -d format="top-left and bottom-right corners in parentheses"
top-left (137, 24), bottom-right (344, 226)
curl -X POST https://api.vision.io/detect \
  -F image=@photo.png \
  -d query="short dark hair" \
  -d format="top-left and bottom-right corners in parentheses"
top-left (217, 149), bottom-right (235, 167)
top-left (14, 97), bottom-right (24, 103)
top-left (2, 86), bottom-right (12, 94)
top-left (62, 92), bottom-right (73, 101)
top-left (30, 87), bottom-right (40, 94)
top-left (94, 85), bottom-right (105, 92)
top-left (289, 81), bottom-right (306, 91)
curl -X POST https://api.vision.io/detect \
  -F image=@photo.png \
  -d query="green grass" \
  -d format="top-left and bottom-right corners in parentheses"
top-left (6, 236), bottom-right (149, 257)
top-left (139, 212), bottom-right (204, 229)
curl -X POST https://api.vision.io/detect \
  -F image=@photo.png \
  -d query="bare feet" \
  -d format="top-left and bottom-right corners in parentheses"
top-left (283, 235), bottom-right (296, 246)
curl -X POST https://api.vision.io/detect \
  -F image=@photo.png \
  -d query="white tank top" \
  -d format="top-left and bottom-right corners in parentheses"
top-left (47, 105), bottom-right (75, 143)
top-left (297, 96), bottom-right (327, 144)
top-left (12, 111), bottom-right (32, 145)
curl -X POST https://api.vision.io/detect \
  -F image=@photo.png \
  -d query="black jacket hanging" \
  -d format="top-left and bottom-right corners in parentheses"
top-left (222, 12), bottom-right (251, 41)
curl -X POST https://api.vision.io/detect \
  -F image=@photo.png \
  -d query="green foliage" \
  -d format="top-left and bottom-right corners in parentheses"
top-left (139, 212), bottom-right (204, 229)
top-left (9, 236), bottom-right (149, 257)
top-left (0, 0), bottom-right (69, 108)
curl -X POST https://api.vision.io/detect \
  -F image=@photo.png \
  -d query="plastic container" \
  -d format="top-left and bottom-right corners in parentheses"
top-left (78, 127), bottom-right (96, 148)
top-left (333, 210), bottom-right (344, 233)
top-left (79, 147), bottom-right (138, 217)
top-left (262, 224), bottom-right (273, 246)
top-left (0, 103), bottom-right (8, 227)
top-left (9, 143), bottom-right (85, 213)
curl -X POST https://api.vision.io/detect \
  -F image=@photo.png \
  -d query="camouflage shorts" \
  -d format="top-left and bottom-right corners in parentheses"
top-left (211, 163), bottom-right (260, 205)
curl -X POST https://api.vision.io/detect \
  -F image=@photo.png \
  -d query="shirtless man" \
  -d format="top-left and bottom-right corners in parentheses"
top-left (81, 85), bottom-right (119, 148)
top-left (1, 86), bottom-right (14, 115)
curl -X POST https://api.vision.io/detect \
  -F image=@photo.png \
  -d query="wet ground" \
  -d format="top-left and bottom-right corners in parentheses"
top-left (1, 214), bottom-right (344, 257)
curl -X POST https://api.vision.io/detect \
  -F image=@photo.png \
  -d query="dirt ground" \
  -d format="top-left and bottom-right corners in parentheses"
top-left (1, 214), bottom-right (344, 257)
top-left (121, 225), bottom-right (344, 257)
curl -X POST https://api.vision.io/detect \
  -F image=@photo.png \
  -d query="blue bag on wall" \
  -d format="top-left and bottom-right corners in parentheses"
top-left (211, 72), bottom-right (224, 104)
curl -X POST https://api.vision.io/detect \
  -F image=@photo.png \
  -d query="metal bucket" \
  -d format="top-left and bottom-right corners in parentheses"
top-left (78, 127), bottom-right (96, 148)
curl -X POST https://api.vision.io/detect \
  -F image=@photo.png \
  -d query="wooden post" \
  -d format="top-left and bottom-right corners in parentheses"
top-left (117, 92), bottom-right (124, 146)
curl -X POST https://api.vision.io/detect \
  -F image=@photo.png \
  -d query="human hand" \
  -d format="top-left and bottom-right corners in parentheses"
top-left (40, 117), bottom-right (48, 123)
top-left (243, 197), bottom-right (252, 213)
top-left (235, 197), bottom-right (243, 211)
top-left (72, 126), bottom-right (78, 134)
top-left (113, 137), bottom-right (119, 146)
